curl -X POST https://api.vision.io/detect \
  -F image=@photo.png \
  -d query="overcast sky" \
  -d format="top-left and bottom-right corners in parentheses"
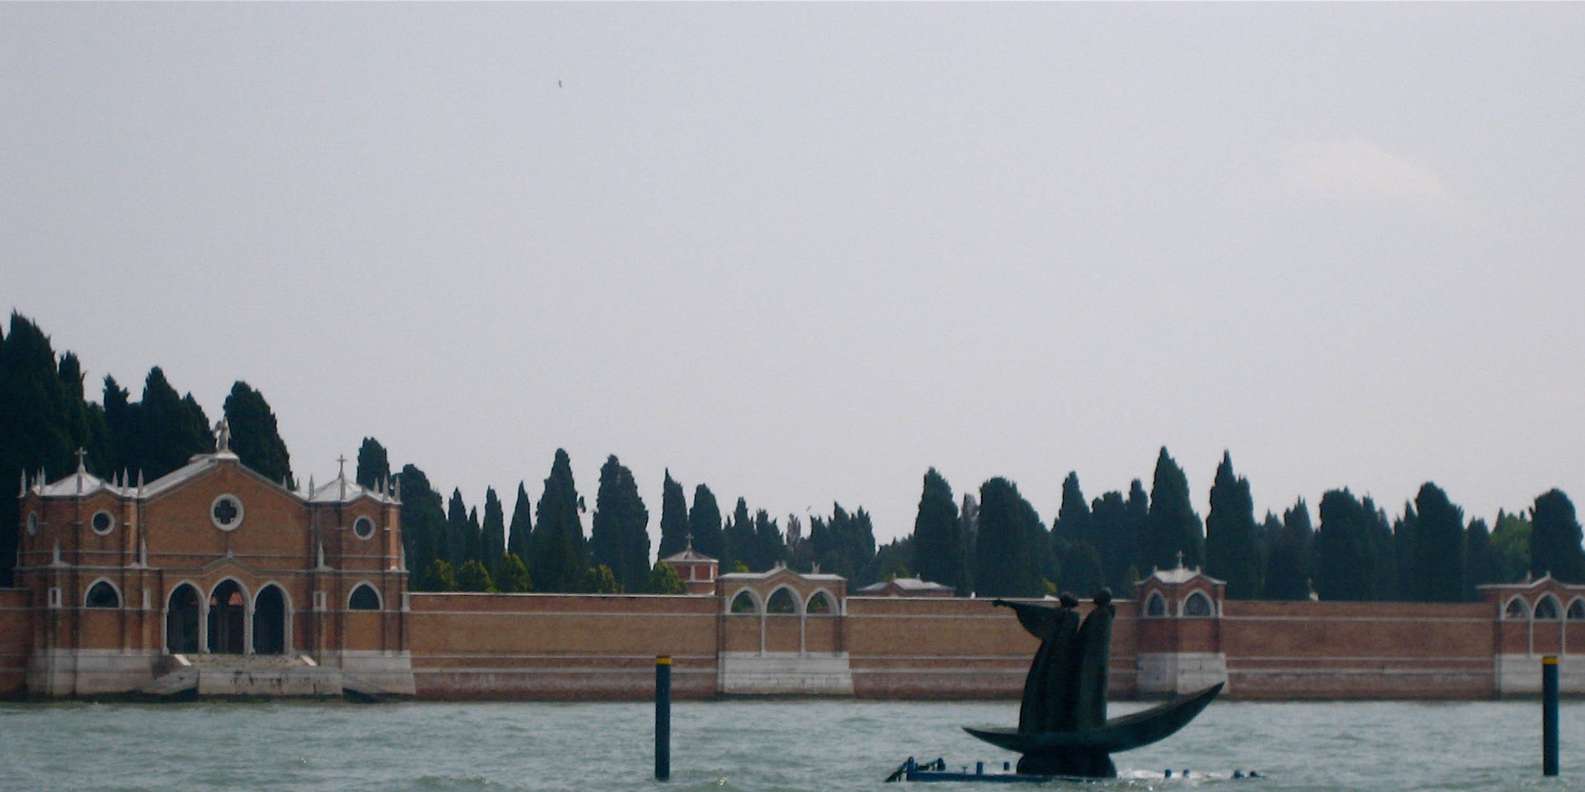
top-left (5, 4), bottom-right (1583, 547)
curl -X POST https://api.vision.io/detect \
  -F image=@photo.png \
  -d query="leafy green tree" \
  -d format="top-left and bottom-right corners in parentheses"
top-left (497, 553), bottom-right (534, 593)
top-left (355, 437), bottom-right (390, 490)
top-left (456, 559), bottom-right (497, 593)
top-left (507, 482), bottom-right (533, 562)
top-left (585, 563), bottom-right (622, 593)
top-left (647, 561), bottom-right (687, 594)
top-left (1315, 489), bottom-right (1377, 601)
top-left (590, 455), bottom-right (651, 592)
top-left (1490, 509), bottom-right (1532, 583)
top-left (397, 464), bottom-right (447, 589)
top-left (222, 381), bottom-right (292, 484)
top-left (531, 449), bottom-right (589, 592)
top-left (481, 487), bottom-right (506, 578)
top-left (688, 484), bottom-right (724, 560)
top-left (973, 477), bottom-right (1045, 598)
top-left (1531, 489), bottom-right (1585, 583)
top-left (445, 489), bottom-right (469, 566)
top-left (867, 536), bottom-right (915, 582)
top-left (1145, 448), bottom-right (1203, 571)
top-left (1264, 498), bottom-right (1313, 600)
top-left (910, 468), bottom-right (966, 593)
top-left (1204, 452), bottom-right (1261, 599)
top-left (424, 559), bottom-right (458, 591)
top-left (1464, 519), bottom-right (1496, 600)
top-left (657, 470), bottom-right (691, 558)
top-left (1412, 483), bottom-right (1465, 602)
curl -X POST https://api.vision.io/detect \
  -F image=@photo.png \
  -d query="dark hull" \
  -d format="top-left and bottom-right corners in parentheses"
top-left (963, 682), bottom-right (1223, 754)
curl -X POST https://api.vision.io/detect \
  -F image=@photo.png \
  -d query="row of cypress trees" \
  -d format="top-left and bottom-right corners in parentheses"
top-left (905, 449), bottom-right (1585, 602)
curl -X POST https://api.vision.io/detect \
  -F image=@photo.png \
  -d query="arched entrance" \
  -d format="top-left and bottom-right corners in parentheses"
top-left (207, 580), bottom-right (247, 654)
top-left (253, 585), bottom-right (287, 655)
top-left (166, 584), bottom-right (201, 654)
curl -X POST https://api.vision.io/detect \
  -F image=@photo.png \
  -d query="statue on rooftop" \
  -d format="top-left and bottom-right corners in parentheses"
top-left (213, 417), bottom-right (231, 453)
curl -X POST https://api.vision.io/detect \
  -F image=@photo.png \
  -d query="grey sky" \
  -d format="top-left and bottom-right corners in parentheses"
top-left (4, 4), bottom-right (1583, 546)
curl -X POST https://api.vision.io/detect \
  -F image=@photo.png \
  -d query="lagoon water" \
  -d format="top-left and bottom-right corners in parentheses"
top-left (1, 699), bottom-right (1579, 791)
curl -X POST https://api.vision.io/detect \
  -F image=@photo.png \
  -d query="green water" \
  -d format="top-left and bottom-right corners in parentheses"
top-left (0, 699), bottom-right (1578, 791)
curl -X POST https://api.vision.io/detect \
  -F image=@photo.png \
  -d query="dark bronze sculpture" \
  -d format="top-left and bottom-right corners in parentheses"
top-left (964, 589), bottom-right (1222, 778)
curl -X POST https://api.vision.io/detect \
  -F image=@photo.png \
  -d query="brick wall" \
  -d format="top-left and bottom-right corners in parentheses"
top-left (0, 589), bottom-right (29, 698)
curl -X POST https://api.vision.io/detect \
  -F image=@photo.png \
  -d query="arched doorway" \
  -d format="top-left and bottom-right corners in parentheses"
top-left (253, 585), bottom-right (287, 655)
top-left (208, 580), bottom-right (247, 654)
top-left (166, 584), bottom-right (201, 654)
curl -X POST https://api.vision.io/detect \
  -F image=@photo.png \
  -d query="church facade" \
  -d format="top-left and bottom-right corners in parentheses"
top-left (7, 437), bottom-right (413, 698)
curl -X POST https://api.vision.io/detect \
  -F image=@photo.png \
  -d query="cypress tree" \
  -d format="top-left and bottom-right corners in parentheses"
top-left (973, 477), bottom-right (1045, 598)
top-left (1063, 541), bottom-right (1105, 596)
top-left (1394, 502), bottom-right (1419, 600)
top-left (1052, 472), bottom-right (1092, 547)
top-left (1122, 480), bottom-right (1149, 589)
top-left (1090, 491), bottom-right (1132, 593)
top-left (591, 456), bottom-right (651, 592)
top-left (1050, 472), bottom-right (1091, 592)
top-left (57, 353), bottom-right (109, 474)
top-left (397, 464), bottom-right (447, 589)
top-left (753, 510), bottom-right (784, 571)
top-left (101, 374), bottom-right (135, 475)
top-left (1413, 482), bottom-right (1465, 601)
top-left (1491, 509), bottom-right (1533, 583)
top-left (910, 468), bottom-right (965, 591)
top-left (959, 494), bottom-right (979, 596)
top-left (1204, 452), bottom-right (1261, 599)
top-left (355, 437), bottom-right (391, 490)
top-left (481, 487), bottom-right (506, 578)
top-left (0, 314), bottom-right (77, 585)
top-left (724, 497), bottom-right (756, 571)
top-left (531, 448), bottom-right (589, 592)
top-left (688, 484), bottom-right (724, 560)
top-left (1144, 448), bottom-right (1202, 571)
top-left (1315, 489), bottom-right (1375, 601)
top-left (223, 381), bottom-right (292, 484)
top-left (445, 489), bottom-right (469, 566)
top-left (466, 507), bottom-right (483, 565)
top-left (809, 503), bottom-right (878, 583)
top-left (1465, 518), bottom-right (1496, 600)
top-left (1531, 489), bottom-right (1585, 583)
top-left (507, 482), bottom-right (533, 563)
top-left (657, 469), bottom-right (690, 558)
top-left (1363, 497), bottom-right (1397, 600)
top-left (1264, 498), bottom-right (1314, 600)
top-left (135, 367), bottom-right (213, 479)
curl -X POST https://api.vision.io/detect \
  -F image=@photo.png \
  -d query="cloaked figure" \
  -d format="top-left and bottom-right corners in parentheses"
top-left (993, 592), bottom-right (1080, 734)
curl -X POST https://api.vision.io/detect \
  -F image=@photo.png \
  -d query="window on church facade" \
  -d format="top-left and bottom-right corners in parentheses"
top-left (1183, 591), bottom-right (1213, 617)
top-left (1145, 592), bottom-right (1167, 617)
top-left (211, 495), bottom-right (244, 531)
top-left (353, 516), bottom-right (375, 540)
top-left (1505, 598), bottom-right (1529, 620)
top-left (91, 510), bottom-right (114, 535)
top-left (1535, 597), bottom-right (1561, 620)
top-left (349, 584), bottom-right (381, 610)
top-left (86, 581), bottom-right (120, 609)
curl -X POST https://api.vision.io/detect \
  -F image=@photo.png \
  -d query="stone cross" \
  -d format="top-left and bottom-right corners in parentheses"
top-left (75, 447), bottom-right (87, 472)
top-left (1176, 550), bottom-right (1185, 570)
top-left (337, 454), bottom-right (348, 479)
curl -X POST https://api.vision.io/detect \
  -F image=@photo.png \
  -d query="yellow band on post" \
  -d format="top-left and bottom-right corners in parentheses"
top-left (1544, 656), bottom-right (1559, 666)
top-left (656, 656), bottom-right (672, 666)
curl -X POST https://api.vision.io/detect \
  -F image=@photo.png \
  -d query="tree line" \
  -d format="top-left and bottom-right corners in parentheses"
top-left (906, 449), bottom-right (1585, 602)
top-left (4, 310), bottom-right (1581, 600)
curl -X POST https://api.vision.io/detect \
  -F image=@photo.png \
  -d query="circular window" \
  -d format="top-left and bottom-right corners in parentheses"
top-left (211, 494), bottom-right (245, 531)
top-left (91, 510), bottom-right (115, 535)
top-left (26, 512), bottom-right (39, 536)
top-left (352, 516), bottom-right (375, 540)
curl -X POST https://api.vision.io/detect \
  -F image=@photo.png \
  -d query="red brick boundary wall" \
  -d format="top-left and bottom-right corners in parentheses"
top-left (0, 589), bottom-right (30, 698)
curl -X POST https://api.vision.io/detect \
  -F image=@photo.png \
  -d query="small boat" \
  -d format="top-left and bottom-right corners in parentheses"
top-left (962, 682), bottom-right (1223, 754)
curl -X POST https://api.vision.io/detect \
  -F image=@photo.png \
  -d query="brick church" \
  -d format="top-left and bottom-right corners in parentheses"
top-left (7, 422), bottom-right (414, 697)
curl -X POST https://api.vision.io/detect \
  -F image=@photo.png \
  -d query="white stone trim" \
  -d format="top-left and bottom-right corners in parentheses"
top-left (725, 587), bottom-right (763, 615)
top-left (804, 588), bottom-right (840, 616)
top-left (90, 509), bottom-right (115, 536)
top-left (765, 584), bottom-right (804, 616)
top-left (352, 516), bottom-right (376, 540)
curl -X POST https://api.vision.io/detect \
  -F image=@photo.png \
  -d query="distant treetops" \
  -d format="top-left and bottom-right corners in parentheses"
top-left (2, 309), bottom-right (1580, 600)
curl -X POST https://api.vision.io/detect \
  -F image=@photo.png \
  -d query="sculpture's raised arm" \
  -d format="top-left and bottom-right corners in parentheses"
top-left (994, 595), bottom-right (1077, 641)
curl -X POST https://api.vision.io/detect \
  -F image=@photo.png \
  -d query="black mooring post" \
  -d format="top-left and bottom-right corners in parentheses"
top-left (656, 655), bottom-right (672, 781)
top-left (1543, 655), bottom-right (1559, 777)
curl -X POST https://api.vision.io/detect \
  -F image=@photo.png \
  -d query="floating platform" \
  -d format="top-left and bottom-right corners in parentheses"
top-left (886, 757), bottom-right (1262, 784)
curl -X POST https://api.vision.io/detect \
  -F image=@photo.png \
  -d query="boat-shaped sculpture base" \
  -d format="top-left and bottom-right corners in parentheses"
top-left (963, 683), bottom-right (1223, 779)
